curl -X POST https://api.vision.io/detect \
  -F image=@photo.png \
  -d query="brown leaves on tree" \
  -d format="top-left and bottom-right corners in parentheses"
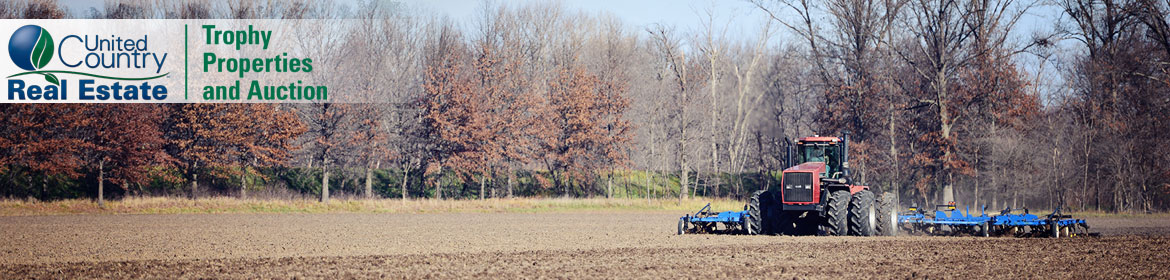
top-left (84, 104), bottom-right (169, 189)
top-left (537, 63), bottom-right (633, 194)
top-left (165, 104), bottom-right (305, 192)
top-left (0, 104), bottom-right (91, 179)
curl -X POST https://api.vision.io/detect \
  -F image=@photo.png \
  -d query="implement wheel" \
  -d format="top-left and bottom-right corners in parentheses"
top-left (820, 190), bottom-right (851, 236)
top-left (677, 218), bottom-right (687, 235)
top-left (742, 213), bottom-right (754, 235)
top-left (876, 192), bottom-right (898, 236)
top-left (848, 190), bottom-right (876, 236)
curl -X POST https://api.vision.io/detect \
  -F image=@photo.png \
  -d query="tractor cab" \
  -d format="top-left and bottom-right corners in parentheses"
top-left (744, 131), bottom-right (894, 237)
top-left (773, 133), bottom-right (858, 206)
top-left (794, 136), bottom-right (845, 180)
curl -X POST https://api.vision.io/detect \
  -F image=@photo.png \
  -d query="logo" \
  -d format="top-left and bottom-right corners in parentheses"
top-left (6, 24), bottom-right (172, 101)
top-left (8, 25), bottom-right (58, 84)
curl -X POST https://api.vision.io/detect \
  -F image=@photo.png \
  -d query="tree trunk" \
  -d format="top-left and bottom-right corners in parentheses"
top-left (321, 168), bottom-right (330, 203)
top-left (973, 174), bottom-right (979, 208)
top-left (937, 71), bottom-right (956, 207)
top-left (561, 172), bottom-right (570, 197)
top-left (1012, 188), bottom-right (1018, 210)
top-left (507, 168), bottom-right (514, 198)
top-left (943, 184), bottom-right (954, 204)
top-left (400, 168), bottom-right (409, 200)
top-left (240, 165), bottom-right (247, 199)
top-left (98, 159), bottom-right (105, 208)
top-left (436, 165), bottom-right (443, 200)
top-left (1094, 169), bottom-right (1101, 211)
top-left (1084, 132), bottom-right (1092, 210)
top-left (692, 177), bottom-right (698, 198)
top-left (991, 189), bottom-right (998, 211)
top-left (623, 172), bottom-right (630, 198)
top-left (678, 101), bottom-right (689, 203)
top-left (479, 173), bottom-right (486, 200)
top-left (365, 165), bottom-right (373, 199)
top-left (888, 103), bottom-right (899, 197)
top-left (606, 171), bottom-right (613, 199)
top-left (645, 171), bottom-right (652, 202)
top-left (190, 161), bottom-right (199, 199)
top-left (929, 188), bottom-right (937, 207)
top-left (1142, 183), bottom-right (1151, 213)
top-left (708, 43), bottom-right (720, 200)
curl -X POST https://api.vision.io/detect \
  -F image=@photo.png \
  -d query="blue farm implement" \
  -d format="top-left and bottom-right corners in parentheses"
top-left (673, 133), bottom-right (1095, 239)
top-left (897, 203), bottom-right (1096, 238)
top-left (678, 134), bottom-right (899, 237)
top-left (677, 203), bottom-right (754, 235)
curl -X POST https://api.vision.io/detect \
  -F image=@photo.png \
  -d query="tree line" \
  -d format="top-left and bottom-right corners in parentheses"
top-left (0, 0), bottom-right (1167, 212)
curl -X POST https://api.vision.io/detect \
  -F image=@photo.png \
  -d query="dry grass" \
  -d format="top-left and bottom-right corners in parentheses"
top-left (0, 197), bottom-right (747, 216)
top-left (1059, 210), bottom-right (1170, 218)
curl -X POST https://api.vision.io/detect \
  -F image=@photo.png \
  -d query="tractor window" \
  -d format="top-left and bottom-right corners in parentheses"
top-left (796, 143), bottom-right (842, 178)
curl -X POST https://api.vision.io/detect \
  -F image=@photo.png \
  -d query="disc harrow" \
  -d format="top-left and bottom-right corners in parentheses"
top-left (897, 202), bottom-right (1098, 238)
top-left (677, 203), bottom-right (753, 235)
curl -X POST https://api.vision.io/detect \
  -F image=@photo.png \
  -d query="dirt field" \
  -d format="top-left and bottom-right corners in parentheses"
top-left (2, 212), bottom-right (1169, 279)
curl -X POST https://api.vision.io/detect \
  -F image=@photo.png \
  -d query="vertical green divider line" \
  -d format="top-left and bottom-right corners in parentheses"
top-left (185, 24), bottom-right (188, 100)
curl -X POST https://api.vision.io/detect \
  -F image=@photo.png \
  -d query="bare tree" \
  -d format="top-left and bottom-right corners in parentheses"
top-left (648, 24), bottom-right (706, 202)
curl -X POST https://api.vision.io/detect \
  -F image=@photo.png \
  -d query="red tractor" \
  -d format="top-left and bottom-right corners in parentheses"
top-left (746, 133), bottom-right (898, 236)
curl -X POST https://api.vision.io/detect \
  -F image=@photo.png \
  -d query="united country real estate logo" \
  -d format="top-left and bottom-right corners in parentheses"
top-left (8, 25), bottom-right (56, 84)
top-left (2, 20), bottom-right (338, 103)
top-left (6, 24), bottom-right (170, 101)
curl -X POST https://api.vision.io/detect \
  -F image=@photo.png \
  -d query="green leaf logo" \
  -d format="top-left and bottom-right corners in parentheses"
top-left (8, 25), bottom-right (58, 85)
top-left (44, 73), bottom-right (59, 85)
top-left (31, 28), bottom-right (53, 70)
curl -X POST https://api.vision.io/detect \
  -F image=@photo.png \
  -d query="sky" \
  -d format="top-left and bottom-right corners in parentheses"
top-left (399, 0), bottom-right (1070, 101)
top-left (57, 0), bottom-right (1072, 102)
top-left (402, 0), bottom-right (773, 41)
top-left (57, 0), bottom-right (1065, 49)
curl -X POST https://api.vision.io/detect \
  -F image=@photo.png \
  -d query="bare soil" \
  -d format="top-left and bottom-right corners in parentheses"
top-left (2, 212), bottom-right (1168, 279)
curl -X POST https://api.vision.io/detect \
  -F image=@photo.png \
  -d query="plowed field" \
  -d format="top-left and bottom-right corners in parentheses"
top-left (2, 212), bottom-right (1168, 278)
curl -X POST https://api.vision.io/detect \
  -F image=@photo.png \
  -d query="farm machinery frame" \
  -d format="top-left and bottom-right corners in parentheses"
top-left (676, 133), bottom-right (1093, 238)
top-left (679, 133), bottom-right (899, 236)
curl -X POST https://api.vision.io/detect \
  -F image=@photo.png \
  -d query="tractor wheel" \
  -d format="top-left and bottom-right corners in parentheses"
top-left (820, 190), bottom-right (851, 236)
top-left (980, 222), bottom-right (989, 237)
top-left (876, 192), bottom-right (898, 236)
top-left (1051, 223), bottom-right (1059, 238)
top-left (774, 209), bottom-right (796, 235)
top-left (747, 190), bottom-right (767, 235)
top-left (848, 190), bottom-right (876, 236)
top-left (678, 218), bottom-right (688, 235)
top-left (795, 215), bottom-right (820, 235)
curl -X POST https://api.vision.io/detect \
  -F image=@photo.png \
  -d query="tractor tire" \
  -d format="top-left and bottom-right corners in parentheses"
top-left (820, 190), bottom-right (851, 236)
top-left (980, 222), bottom-right (989, 237)
top-left (848, 190), bottom-right (876, 236)
top-left (795, 215), bottom-right (820, 235)
top-left (747, 190), bottom-right (767, 235)
top-left (876, 192), bottom-right (898, 236)
top-left (774, 208), bottom-right (797, 235)
top-left (678, 218), bottom-right (686, 235)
